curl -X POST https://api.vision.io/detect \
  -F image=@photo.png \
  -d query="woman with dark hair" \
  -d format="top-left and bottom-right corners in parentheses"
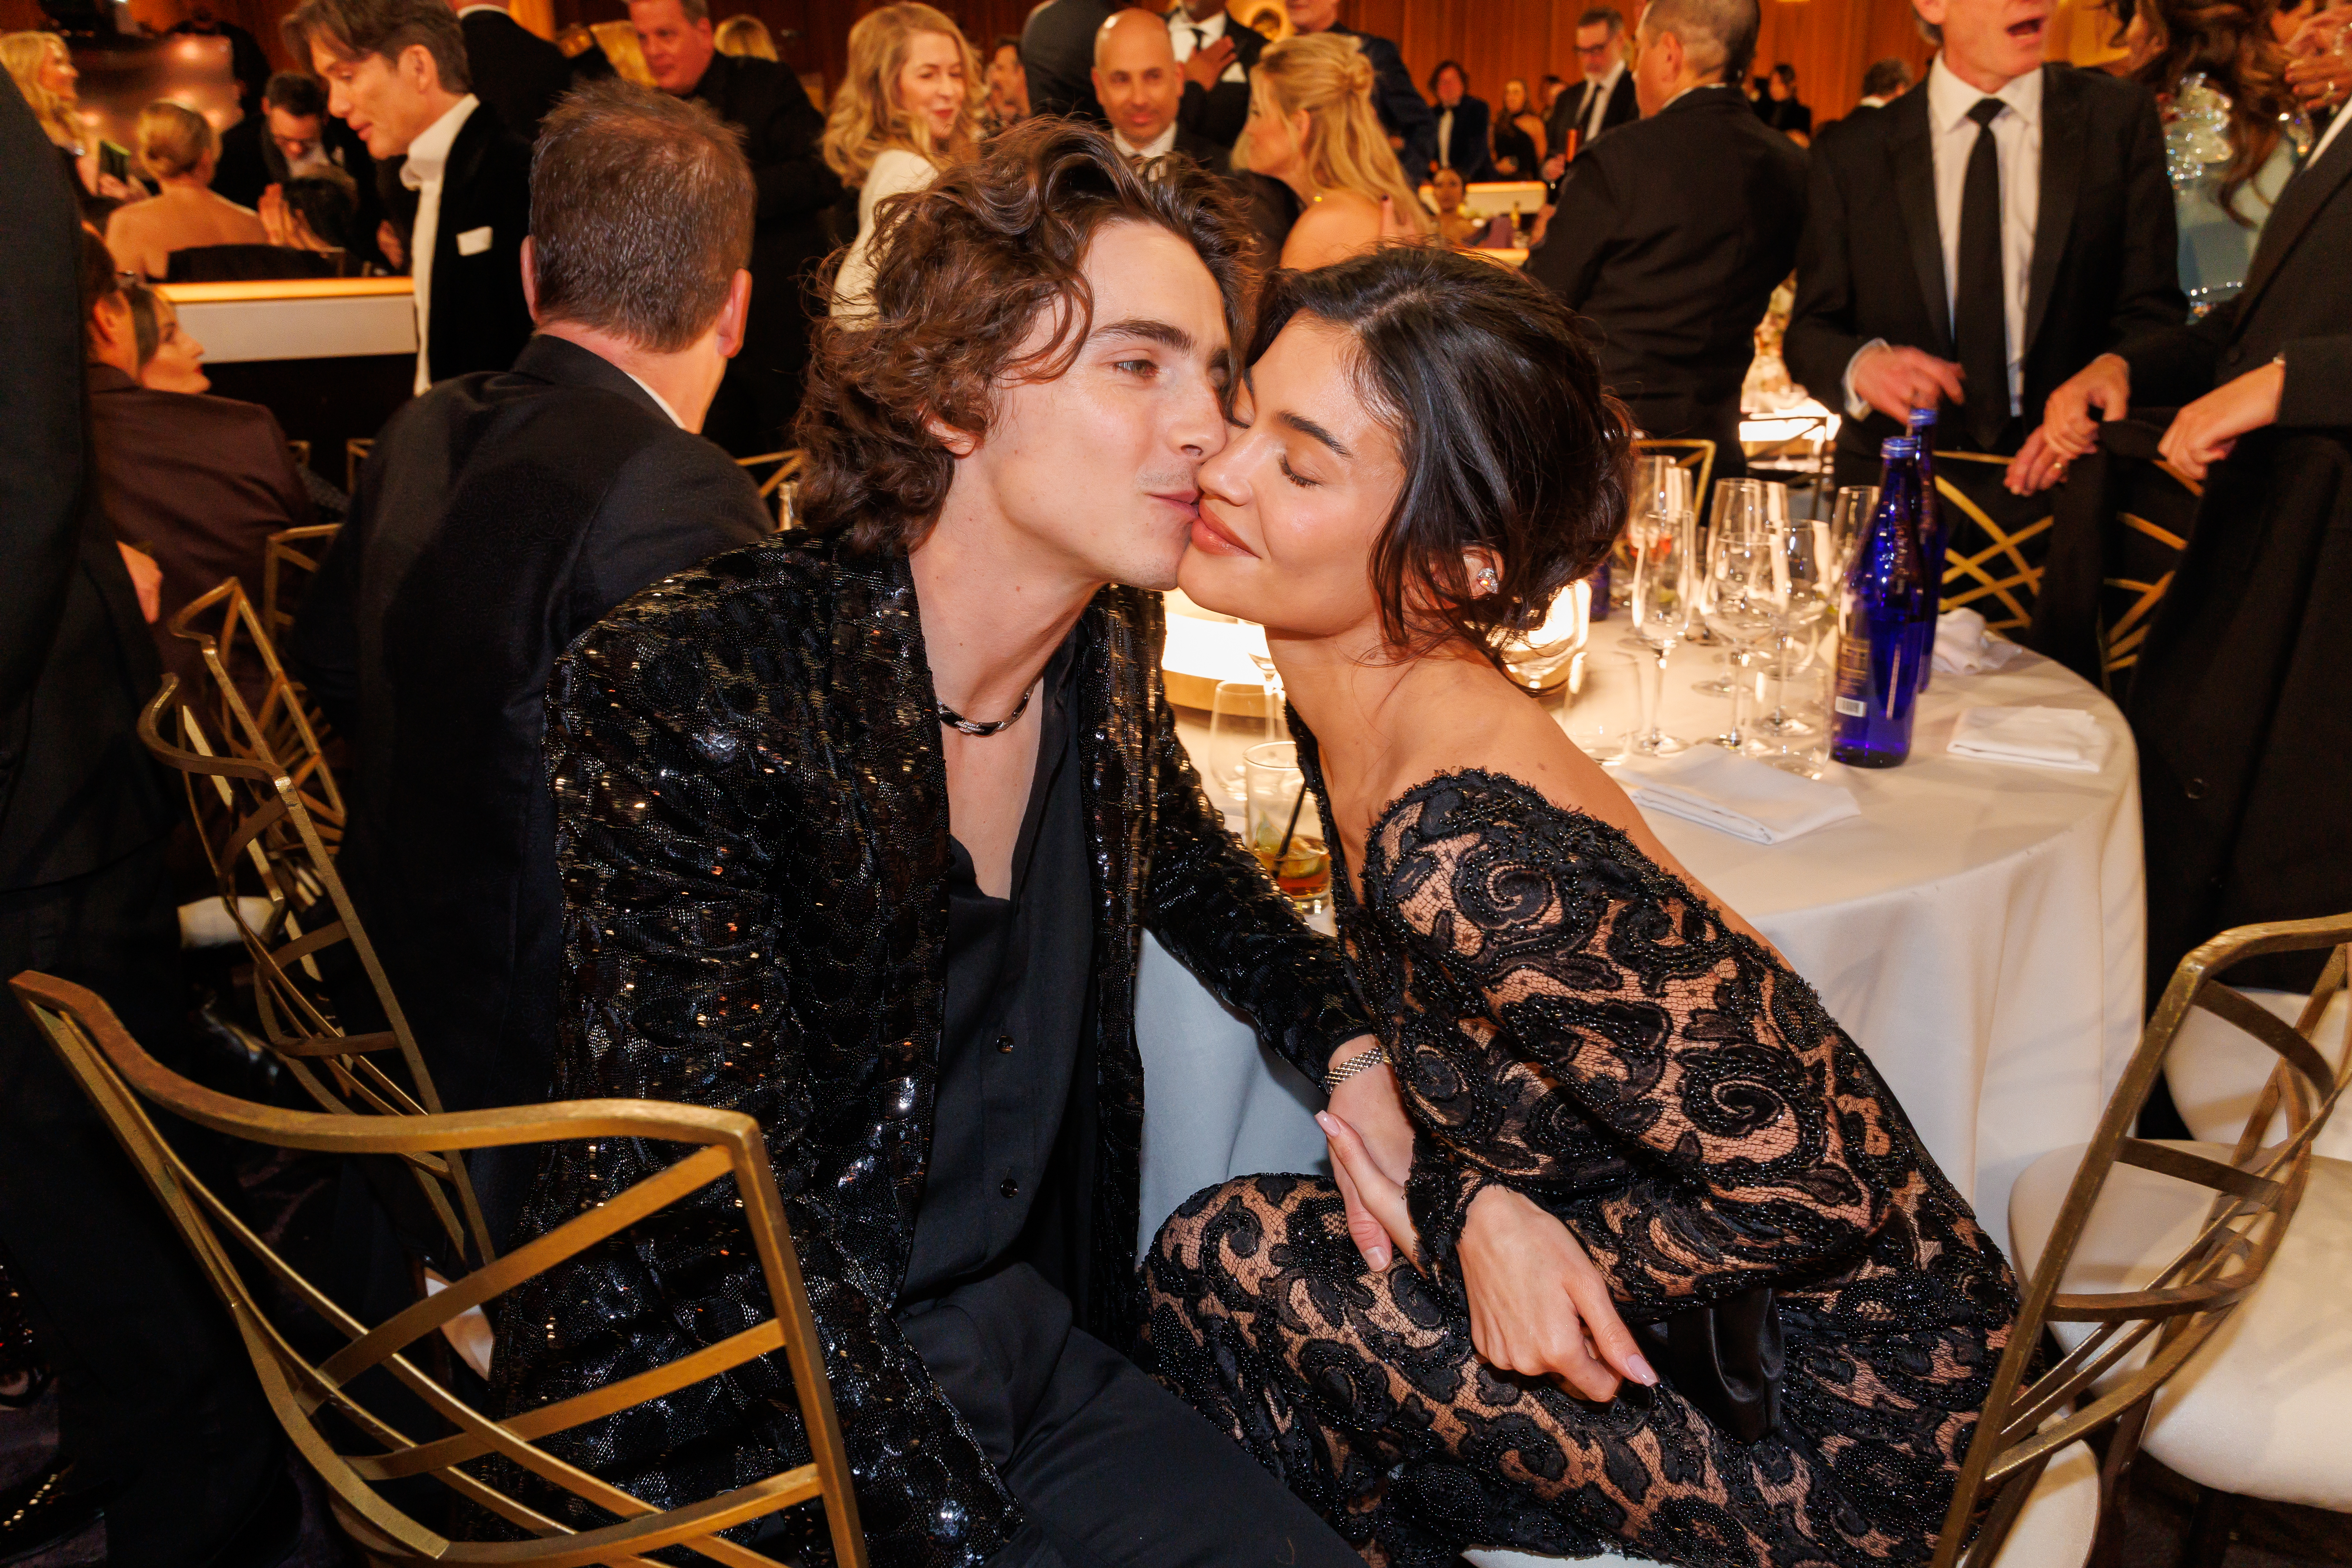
top-left (1493, 75), bottom-right (1547, 175)
top-left (1755, 62), bottom-right (1811, 139)
top-left (1146, 245), bottom-right (2019, 1568)
top-left (2114, 0), bottom-right (2297, 310)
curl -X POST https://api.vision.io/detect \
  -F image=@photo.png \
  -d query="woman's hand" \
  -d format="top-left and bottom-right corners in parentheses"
top-left (1320, 1106), bottom-right (1420, 1269)
top-left (1456, 1184), bottom-right (1655, 1403)
top-left (1323, 1039), bottom-right (1413, 1270)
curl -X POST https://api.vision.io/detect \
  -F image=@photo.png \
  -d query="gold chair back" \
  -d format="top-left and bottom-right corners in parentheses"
top-left (263, 523), bottom-right (344, 650)
top-left (10, 973), bottom-right (867, 1568)
top-left (347, 437), bottom-right (374, 495)
top-left (1929, 451), bottom-right (2055, 633)
top-left (164, 579), bottom-right (345, 848)
top-left (733, 449), bottom-right (804, 530)
top-left (1633, 437), bottom-right (1716, 522)
top-left (1227, 0), bottom-right (1293, 41)
top-left (1931, 912), bottom-right (2352, 1567)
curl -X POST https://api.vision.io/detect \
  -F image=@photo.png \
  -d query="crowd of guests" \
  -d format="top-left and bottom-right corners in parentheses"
top-left (2, 0), bottom-right (2351, 1564)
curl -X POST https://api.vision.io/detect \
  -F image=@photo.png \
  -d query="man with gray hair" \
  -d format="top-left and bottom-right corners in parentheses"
top-left (1529, 0), bottom-right (1808, 490)
top-left (294, 79), bottom-right (773, 1246)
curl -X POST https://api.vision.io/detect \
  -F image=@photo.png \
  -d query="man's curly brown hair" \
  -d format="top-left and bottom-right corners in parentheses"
top-left (795, 117), bottom-right (1257, 552)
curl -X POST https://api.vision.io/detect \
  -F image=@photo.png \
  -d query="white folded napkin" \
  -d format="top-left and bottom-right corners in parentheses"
top-left (1933, 608), bottom-right (2027, 675)
top-left (1947, 706), bottom-right (2112, 772)
top-left (1621, 746), bottom-right (1863, 845)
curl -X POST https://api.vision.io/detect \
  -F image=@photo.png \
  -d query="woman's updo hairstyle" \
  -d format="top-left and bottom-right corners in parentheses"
top-left (1248, 245), bottom-right (1631, 666)
top-left (136, 100), bottom-right (216, 180)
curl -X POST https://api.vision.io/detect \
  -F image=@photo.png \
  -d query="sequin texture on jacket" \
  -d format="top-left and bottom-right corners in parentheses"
top-left (487, 534), bottom-right (1372, 1566)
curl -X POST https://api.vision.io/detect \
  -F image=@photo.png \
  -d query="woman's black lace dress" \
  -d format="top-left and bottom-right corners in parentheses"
top-left (1143, 762), bottom-right (2018, 1568)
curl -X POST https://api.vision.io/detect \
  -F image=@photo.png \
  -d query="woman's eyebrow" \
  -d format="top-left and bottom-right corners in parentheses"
top-left (1278, 409), bottom-right (1352, 459)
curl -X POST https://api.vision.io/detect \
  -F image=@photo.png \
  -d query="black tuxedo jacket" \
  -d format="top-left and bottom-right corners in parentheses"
top-left (408, 101), bottom-right (535, 385)
top-left (293, 334), bottom-right (770, 1240)
top-left (1328, 25), bottom-right (1436, 185)
top-left (1174, 15), bottom-right (1263, 150)
top-left (0, 92), bottom-right (171, 891)
top-left (1168, 121), bottom-right (1230, 174)
top-left (2119, 123), bottom-right (2352, 423)
top-left (1434, 93), bottom-right (1497, 180)
top-left (681, 51), bottom-right (840, 453)
top-left (1559, 69), bottom-right (1639, 153)
top-left (460, 9), bottom-right (575, 143)
top-left (1022, 0), bottom-right (1118, 123)
top-left (1787, 64), bottom-right (2182, 472)
top-left (1530, 86), bottom-right (1808, 446)
top-left (214, 113), bottom-right (386, 265)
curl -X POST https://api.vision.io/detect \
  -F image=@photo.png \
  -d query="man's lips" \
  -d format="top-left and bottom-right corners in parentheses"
top-left (2007, 15), bottom-right (2047, 37)
top-left (1189, 506), bottom-right (1256, 557)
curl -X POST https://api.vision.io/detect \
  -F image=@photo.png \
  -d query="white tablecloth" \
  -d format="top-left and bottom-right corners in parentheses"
top-left (1136, 628), bottom-right (2144, 1263)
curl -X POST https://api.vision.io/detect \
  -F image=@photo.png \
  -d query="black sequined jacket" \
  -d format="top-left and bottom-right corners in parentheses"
top-left (488, 534), bottom-right (1371, 1567)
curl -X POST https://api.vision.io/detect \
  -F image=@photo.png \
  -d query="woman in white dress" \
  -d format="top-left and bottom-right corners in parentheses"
top-left (822, 3), bottom-right (983, 319)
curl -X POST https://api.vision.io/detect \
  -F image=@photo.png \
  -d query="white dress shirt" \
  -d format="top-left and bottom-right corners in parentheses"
top-left (1581, 59), bottom-right (1626, 146)
top-left (401, 93), bottom-right (479, 394)
top-left (1114, 122), bottom-right (1180, 162)
top-left (1167, 9), bottom-right (1247, 83)
top-left (1437, 105), bottom-right (1454, 167)
top-left (1842, 57), bottom-right (2042, 419)
top-left (1927, 54), bottom-right (2041, 414)
top-left (624, 370), bottom-right (685, 428)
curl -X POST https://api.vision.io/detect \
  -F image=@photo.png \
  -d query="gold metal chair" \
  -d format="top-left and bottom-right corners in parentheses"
top-left (347, 437), bottom-right (375, 496)
top-left (1943, 911), bottom-right (2352, 1568)
top-left (163, 579), bottom-right (345, 849)
top-left (1632, 437), bottom-right (1716, 521)
top-left (289, 438), bottom-right (312, 472)
top-left (10, 971), bottom-right (868, 1568)
top-left (263, 523), bottom-right (343, 650)
top-left (1930, 451), bottom-right (2056, 633)
top-left (732, 449), bottom-right (804, 530)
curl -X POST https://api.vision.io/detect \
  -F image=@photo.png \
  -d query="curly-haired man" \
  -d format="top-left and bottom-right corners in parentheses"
top-left (491, 120), bottom-right (1374, 1568)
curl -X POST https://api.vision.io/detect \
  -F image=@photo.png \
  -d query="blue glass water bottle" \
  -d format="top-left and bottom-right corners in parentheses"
top-left (1905, 407), bottom-right (1947, 690)
top-left (1830, 437), bottom-right (1930, 768)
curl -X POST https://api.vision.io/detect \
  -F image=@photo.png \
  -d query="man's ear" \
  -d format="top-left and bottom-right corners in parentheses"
top-left (922, 411), bottom-right (979, 458)
top-left (520, 234), bottom-right (539, 321)
top-left (401, 42), bottom-right (440, 95)
top-left (715, 267), bottom-right (751, 359)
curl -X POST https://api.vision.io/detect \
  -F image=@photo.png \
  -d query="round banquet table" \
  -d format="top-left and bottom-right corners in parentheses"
top-left (1134, 604), bottom-right (2145, 1265)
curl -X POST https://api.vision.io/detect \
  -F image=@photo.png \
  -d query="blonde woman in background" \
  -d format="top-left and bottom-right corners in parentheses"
top-left (2, 31), bottom-right (132, 200)
top-left (713, 14), bottom-right (777, 60)
top-left (1236, 31), bottom-right (1430, 270)
top-left (105, 101), bottom-right (266, 280)
top-left (822, 2), bottom-right (981, 316)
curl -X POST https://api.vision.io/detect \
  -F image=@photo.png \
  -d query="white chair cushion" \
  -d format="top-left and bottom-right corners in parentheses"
top-left (1459, 1441), bottom-right (2098, 1568)
top-left (2166, 988), bottom-right (2352, 1160)
top-left (2009, 1142), bottom-right (2352, 1509)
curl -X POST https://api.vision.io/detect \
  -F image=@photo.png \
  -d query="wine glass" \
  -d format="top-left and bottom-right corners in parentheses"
top-left (1205, 679), bottom-right (1273, 810)
top-left (1829, 485), bottom-right (1879, 582)
top-left (1692, 480), bottom-right (1768, 697)
top-left (1752, 518), bottom-right (1834, 740)
top-left (1624, 503), bottom-right (1694, 756)
top-left (1701, 526), bottom-right (1780, 750)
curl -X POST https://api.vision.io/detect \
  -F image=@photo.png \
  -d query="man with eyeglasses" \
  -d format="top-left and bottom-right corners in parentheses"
top-left (212, 69), bottom-right (386, 261)
top-left (1544, 5), bottom-right (1638, 178)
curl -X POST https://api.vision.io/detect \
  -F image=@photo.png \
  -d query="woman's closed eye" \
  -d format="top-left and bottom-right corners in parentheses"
top-left (1278, 452), bottom-right (1321, 488)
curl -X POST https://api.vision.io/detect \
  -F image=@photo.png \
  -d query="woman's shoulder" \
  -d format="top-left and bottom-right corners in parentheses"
top-left (1280, 189), bottom-right (1383, 268)
top-left (866, 146), bottom-right (938, 192)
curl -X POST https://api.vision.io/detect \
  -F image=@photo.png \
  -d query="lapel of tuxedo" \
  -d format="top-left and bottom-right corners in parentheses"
top-left (1888, 90), bottom-right (1952, 356)
top-left (2024, 65), bottom-right (2083, 359)
top-left (2233, 125), bottom-right (2352, 319)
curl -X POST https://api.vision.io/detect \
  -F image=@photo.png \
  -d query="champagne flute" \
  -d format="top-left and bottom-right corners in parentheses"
top-left (1829, 485), bottom-right (1879, 582)
top-left (1624, 503), bottom-right (1694, 756)
top-left (1701, 526), bottom-right (1779, 750)
top-left (1754, 518), bottom-right (1833, 740)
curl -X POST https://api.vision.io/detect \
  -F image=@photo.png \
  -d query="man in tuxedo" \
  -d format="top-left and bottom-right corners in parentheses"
top-left (1286, 0), bottom-right (1436, 185)
top-left (1544, 5), bottom-right (1639, 178)
top-left (1784, 0), bottom-right (2182, 488)
top-left (1024, 0), bottom-right (1118, 122)
top-left (1530, 0), bottom-right (1806, 484)
top-left (293, 80), bottom-right (771, 1245)
top-left (289, 0), bottom-right (535, 394)
top-left (0, 110), bottom-right (292, 1568)
top-left (450, 0), bottom-right (575, 143)
top-left (214, 69), bottom-right (388, 262)
top-left (1429, 60), bottom-right (1497, 181)
top-left (1094, 7), bottom-right (1227, 169)
top-left (1169, 0), bottom-right (1261, 151)
top-left (629, 0), bottom-right (838, 456)
top-left (2020, 102), bottom-right (2352, 994)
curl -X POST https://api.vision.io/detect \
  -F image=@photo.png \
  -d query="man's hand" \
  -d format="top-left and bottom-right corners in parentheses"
top-left (117, 544), bottom-right (162, 623)
top-left (1322, 1038), bottom-right (1412, 1270)
top-left (1541, 151), bottom-right (1567, 181)
top-left (2004, 425), bottom-right (2074, 494)
top-left (2040, 353), bottom-right (2132, 461)
top-left (1456, 1184), bottom-right (1655, 1402)
top-left (378, 219), bottom-right (406, 273)
top-left (2160, 359), bottom-right (2283, 479)
top-left (1850, 343), bottom-right (1965, 423)
top-left (259, 183), bottom-right (292, 248)
top-left (1183, 34), bottom-right (1236, 91)
top-left (2286, 8), bottom-right (2352, 109)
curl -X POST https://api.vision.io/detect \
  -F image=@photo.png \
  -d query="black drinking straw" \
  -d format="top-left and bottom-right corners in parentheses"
top-left (1273, 780), bottom-right (1307, 869)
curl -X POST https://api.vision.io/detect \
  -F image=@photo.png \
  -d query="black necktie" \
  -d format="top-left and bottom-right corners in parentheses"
top-left (1956, 97), bottom-right (2010, 451)
top-left (1192, 25), bottom-right (1207, 54)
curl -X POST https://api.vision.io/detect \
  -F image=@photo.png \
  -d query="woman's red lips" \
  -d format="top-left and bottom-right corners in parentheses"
top-left (1190, 506), bottom-right (1257, 557)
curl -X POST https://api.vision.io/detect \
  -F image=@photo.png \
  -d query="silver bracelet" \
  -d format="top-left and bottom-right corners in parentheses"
top-left (1323, 1044), bottom-right (1388, 1093)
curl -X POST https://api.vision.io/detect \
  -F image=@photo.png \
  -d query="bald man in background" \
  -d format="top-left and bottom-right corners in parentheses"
top-left (1093, 7), bottom-right (1226, 168)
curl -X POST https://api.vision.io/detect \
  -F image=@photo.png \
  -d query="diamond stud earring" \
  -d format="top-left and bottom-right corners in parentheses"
top-left (1475, 566), bottom-right (1501, 595)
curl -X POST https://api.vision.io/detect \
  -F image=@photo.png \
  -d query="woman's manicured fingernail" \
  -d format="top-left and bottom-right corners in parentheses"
top-left (1628, 1355), bottom-right (1659, 1386)
top-left (1315, 1112), bottom-right (1336, 1134)
top-left (1367, 1246), bottom-right (1390, 1270)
